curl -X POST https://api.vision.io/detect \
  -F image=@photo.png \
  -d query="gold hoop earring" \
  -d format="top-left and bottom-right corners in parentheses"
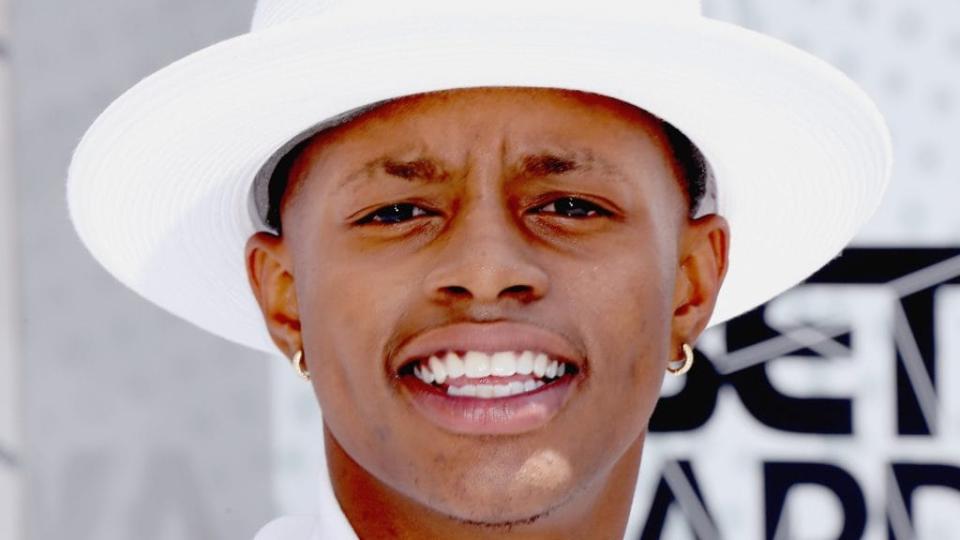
top-left (291, 349), bottom-right (311, 381)
top-left (666, 343), bottom-right (694, 376)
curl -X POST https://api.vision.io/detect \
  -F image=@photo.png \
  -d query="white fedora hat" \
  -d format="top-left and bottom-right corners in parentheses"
top-left (66, 0), bottom-right (892, 364)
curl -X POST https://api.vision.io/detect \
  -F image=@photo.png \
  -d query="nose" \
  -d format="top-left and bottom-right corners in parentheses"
top-left (422, 195), bottom-right (549, 307)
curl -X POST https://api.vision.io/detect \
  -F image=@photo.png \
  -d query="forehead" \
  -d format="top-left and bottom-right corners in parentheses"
top-left (319, 87), bottom-right (663, 146)
top-left (286, 87), bottom-right (672, 197)
top-left (367, 86), bottom-right (659, 125)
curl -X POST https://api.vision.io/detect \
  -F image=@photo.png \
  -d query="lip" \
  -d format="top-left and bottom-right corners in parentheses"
top-left (391, 321), bottom-right (586, 374)
top-left (399, 370), bottom-right (580, 435)
top-left (390, 321), bottom-right (586, 435)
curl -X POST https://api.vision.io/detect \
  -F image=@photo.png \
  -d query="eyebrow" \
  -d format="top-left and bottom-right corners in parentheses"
top-left (336, 150), bottom-right (628, 191)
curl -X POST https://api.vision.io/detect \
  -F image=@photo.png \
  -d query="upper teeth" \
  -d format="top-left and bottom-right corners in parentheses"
top-left (411, 350), bottom-right (570, 386)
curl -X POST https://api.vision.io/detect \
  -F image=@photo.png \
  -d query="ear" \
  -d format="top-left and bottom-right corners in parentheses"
top-left (670, 214), bottom-right (730, 357)
top-left (245, 231), bottom-right (301, 357)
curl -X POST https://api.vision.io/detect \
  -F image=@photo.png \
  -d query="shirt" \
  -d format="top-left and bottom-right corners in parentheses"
top-left (253, 469), bottom-right (358, 540)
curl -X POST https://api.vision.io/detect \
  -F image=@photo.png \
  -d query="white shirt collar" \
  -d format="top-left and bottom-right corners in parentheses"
top-left (253, 469), bottom-right (357, 540)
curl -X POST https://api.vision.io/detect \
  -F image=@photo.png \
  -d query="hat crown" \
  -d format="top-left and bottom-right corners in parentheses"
top-left (251, 0), bottom-right (702, 31)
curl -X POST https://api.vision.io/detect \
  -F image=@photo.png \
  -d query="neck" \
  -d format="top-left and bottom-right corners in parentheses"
top-left (324, 424), bottom-right (645, 540)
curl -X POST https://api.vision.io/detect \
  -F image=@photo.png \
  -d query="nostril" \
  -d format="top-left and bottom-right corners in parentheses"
top-left (441, 285), bottom-right (471, 297)
top-left (438, 284), bottom-right (534, 300)
top-left (499, 284), bottom-right (539, 303)
top-left (502, 284), bottom-right (531, 295)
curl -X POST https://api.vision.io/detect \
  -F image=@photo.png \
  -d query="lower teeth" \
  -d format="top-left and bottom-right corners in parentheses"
top-left (446, 379), bottom-right (548, 398)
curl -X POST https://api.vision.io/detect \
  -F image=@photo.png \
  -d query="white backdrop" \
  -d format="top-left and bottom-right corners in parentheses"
top-left (1, 0), bottom-right (22, 537)
top-left (11, 1), bottom-right (270, 539)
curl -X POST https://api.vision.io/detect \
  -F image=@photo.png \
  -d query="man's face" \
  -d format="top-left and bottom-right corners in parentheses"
top-left (248, 87), bottom-right (724, 524)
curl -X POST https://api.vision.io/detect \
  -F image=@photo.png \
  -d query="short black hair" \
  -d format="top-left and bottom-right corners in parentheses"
top-left (660, 119), bottom-right (709, 218)
top-left (266, 136), bottom-right (314, 234)
top-left (264, 119), bottom-right (709, 233)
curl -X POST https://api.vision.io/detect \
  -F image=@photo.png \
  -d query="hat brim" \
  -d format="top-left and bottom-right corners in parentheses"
top-left (67, 10), bottom-right (892, 363)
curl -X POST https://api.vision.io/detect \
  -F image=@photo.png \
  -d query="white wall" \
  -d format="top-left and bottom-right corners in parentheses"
top-left (11, 1), bottom-right (273, 539)
top-left (0, 0), bottom-right (23, 535)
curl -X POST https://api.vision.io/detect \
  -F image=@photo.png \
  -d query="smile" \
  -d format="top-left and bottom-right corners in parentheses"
top-left (391, 322), bottom-right (586, 435)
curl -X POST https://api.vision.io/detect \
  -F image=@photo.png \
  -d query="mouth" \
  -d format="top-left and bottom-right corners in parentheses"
top-left (392, 323), bottom-right (586, 435)
top-left (398, 350), bottom-right (579, 397)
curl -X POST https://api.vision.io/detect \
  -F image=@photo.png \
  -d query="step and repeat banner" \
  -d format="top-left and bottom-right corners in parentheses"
top-left (267, 1), bottom-right (960, 538)
top-left (631, 248), bottom-right (960, 539)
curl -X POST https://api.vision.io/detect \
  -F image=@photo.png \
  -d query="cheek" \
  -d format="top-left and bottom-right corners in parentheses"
top-left (295, 230), bottom-right (413, 370)
top-left (293, 253), bottom-right (411, 460)
top-left (570, 244), bottom-right (674, 352)
top-left (563, 241), bottom-right (674, 420)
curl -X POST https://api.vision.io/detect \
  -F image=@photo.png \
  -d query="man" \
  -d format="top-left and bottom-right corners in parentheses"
top-left (247, 87), bottom-right (726, 538)
top-left (67, 1), bottom-right (891, 538)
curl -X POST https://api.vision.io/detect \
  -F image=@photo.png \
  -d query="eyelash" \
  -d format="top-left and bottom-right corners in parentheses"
top-left (355, 203), bottom-right (430, 226)
top-left (355, 197), bottom-right (611, 226)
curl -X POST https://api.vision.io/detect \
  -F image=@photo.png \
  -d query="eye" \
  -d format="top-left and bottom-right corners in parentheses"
top-left (356, 203), bottom-right (431, 225)
top-left (535, 197), bottom-right (611, 218)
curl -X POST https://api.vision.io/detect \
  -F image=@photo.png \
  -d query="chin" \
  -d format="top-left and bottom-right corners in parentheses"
top-left (431, 495), bottom-right (564, 528)
top-left (409, 458), bottom-right (579, 527)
